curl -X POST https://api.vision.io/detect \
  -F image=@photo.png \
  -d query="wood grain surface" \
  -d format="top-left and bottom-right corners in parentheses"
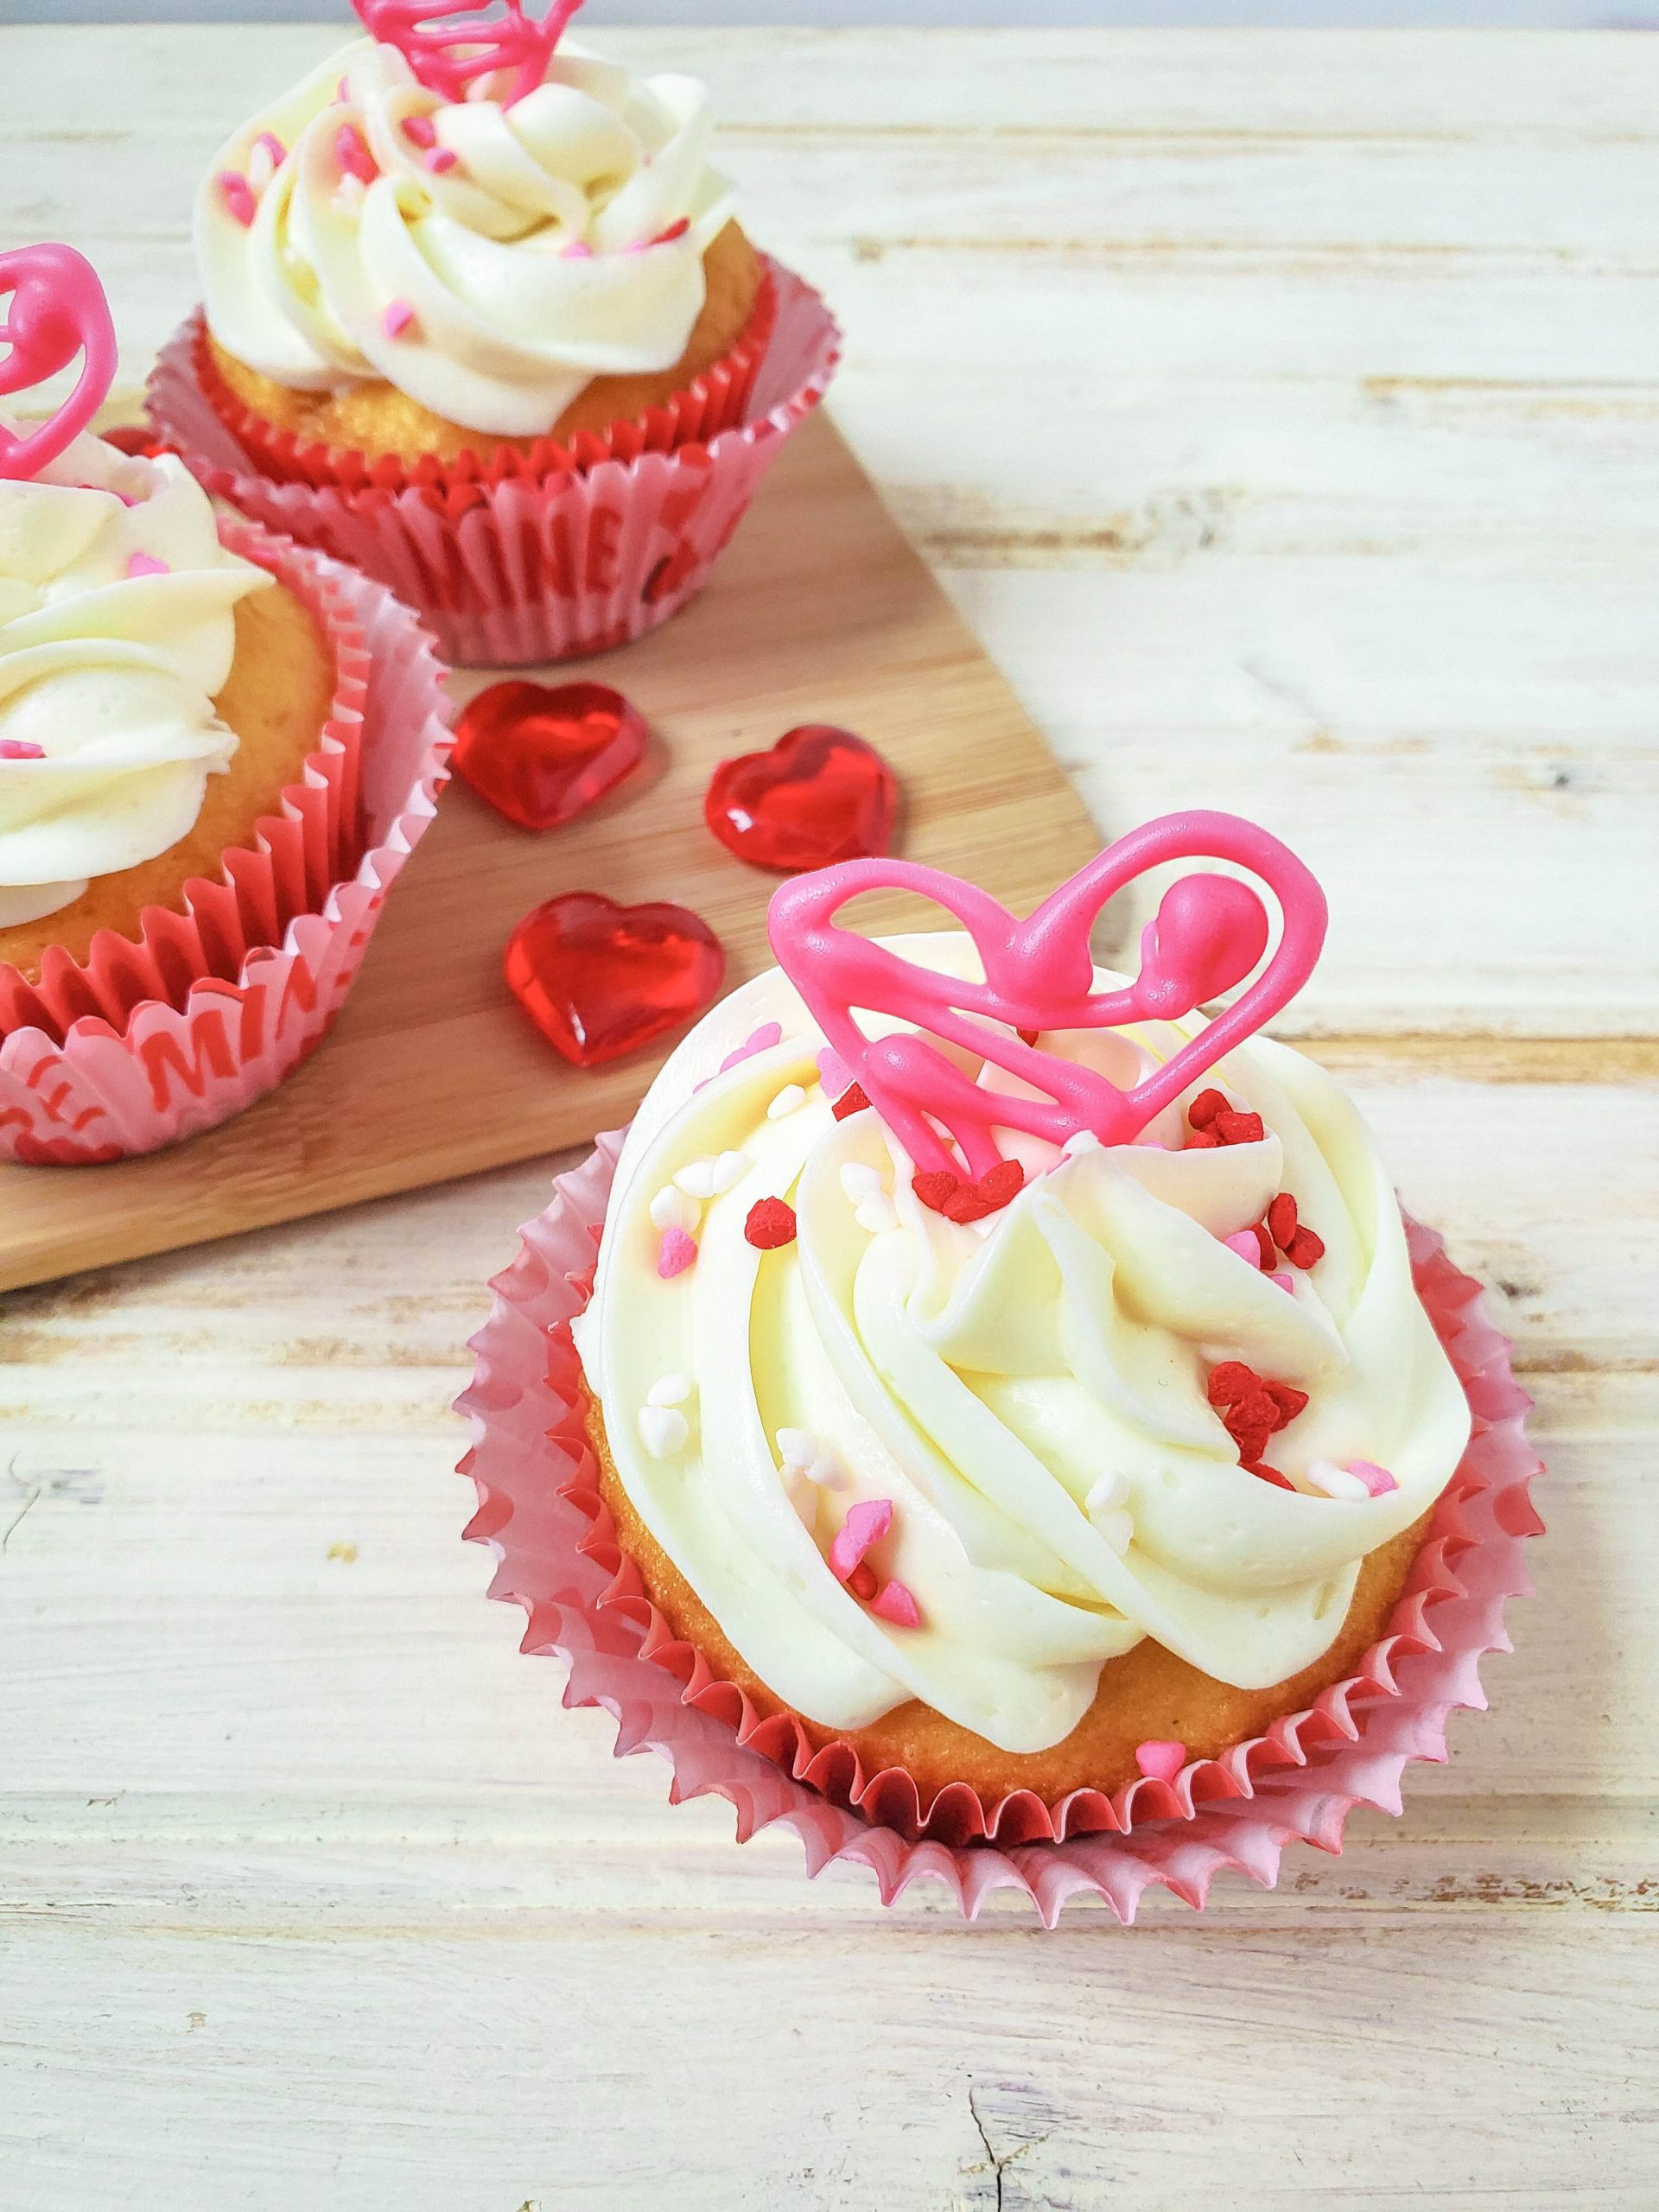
top-left (0, 410), bottom-right (1097, 1291)
top-left (3, 27), bottom-right (1656, 2212)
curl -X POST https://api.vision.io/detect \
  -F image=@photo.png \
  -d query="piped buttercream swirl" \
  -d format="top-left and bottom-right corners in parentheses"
top-left (194, 36), bottom-right (737, 437)
top-left (572, 937), bottom-right (1471, 1755)
top-left (0, 427), bottom-right (271, 930)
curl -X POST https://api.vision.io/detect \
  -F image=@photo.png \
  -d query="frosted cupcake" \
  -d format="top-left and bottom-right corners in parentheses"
top-left (569, 817), bottom-right (1475, 1815)
top-left (192, 5), bottom-right (769, 482)
top-left (149, 1), bottom-right (840, 664)
top-left (0, 241), bottom-right (451, 1161)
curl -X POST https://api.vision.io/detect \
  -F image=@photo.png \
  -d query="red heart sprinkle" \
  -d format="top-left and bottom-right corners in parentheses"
top-left (1267, 1192), bottom-right (1299, 1247)
top-left (830, 1082), bottom-right (871, 1122)
top-left (744, 1197), bottom-right (798, 1249)
top-left (504, 892), bottom-right (723, 1069)
top-left (1185, 1128), bottom-right (1221, 1149)
top-left (1285, 1226), bottom-right (1325, 1269)
top-left (846, 1560), bottom-right (879, 1602)
top-left (1188, 1088), bottom-right (1228, 1129)
top-left (943, 1185), bottom-right (997, 1225)
top-left (912, 1171), bottom-right (962, 1215)
top-left (101, 425), bottom-right (174, 459)
top-left (1264, 1380), bottom-right (1310, 1425)
top-left (976, 1159), bottom-right (1026, 1210)
top-left (1214, 1109), bottom-right (1265, 1146)
top-left (453, 680), bottom-right (648, 831)
top-left (1253, 1222), bottom-right (1277, 1270)
top-left (704, 724), bottom-right (898, 874)
top-left (1206, 1361), bottom-right (1259, 1408)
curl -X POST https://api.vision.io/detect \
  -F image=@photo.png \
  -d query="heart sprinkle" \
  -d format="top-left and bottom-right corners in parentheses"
top-left (657, 1228), bottom-right (696, 1280)
top-left (402, 114), bottom-right (437, 148)
top-left (1206, 1360), bottom-right (1309, 1484)
top-left (1265, 1190), bottom-right (1325, 1269)
top-left (638, 1405), bottom-right (689, 1459)
top-left (705, 724), bottom-right (898, 874)
top-left (454, 680), bottom-right (648, 832)
top-left (869, 1580), bottom-right (922, 1628)
top-left (830, 1497), bottom-right (893, 1584)
top-left (719, 1022), bottom-right (783, 1073)
top-left (125, 551), bottom-right (169, 579)
top-left (767, 1084), bottom-right (807, 1120)
top-left (830, 1083), bottom-right (870, 1122)
top-left (912, 1158), bottom-right (1026, 1225)
top-left (504, 892), bottom-right (722, 1068)
top-left (816, 1047), bottom-right (851, 1095)
top-left (0, 740), bottom-right (46, 760)
top-left (335, 122), bottom-right (378, 184)
top-left (647, 1373), bottom-right (692, 1408)
top-left (219, 170), bottom-right (257, 226)
top-left (1186, 1088), bottom-right (1267, 1149)
top-left (381, 298), bottom-right (416, 340)
top-left (424, 147), bottom-right (459, 175)
top-left (649, 1184), bottom-right (697, 1231)
top-left (1348, 1459), bottom-right (1400, 1497)
top-left (1135, 1740), bottom-right (1186, 1785)
top-left (744, 1198), bottom-right (798, 1249)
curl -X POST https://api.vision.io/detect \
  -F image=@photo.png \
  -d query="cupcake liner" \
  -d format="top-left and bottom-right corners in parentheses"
top-left (190, 273), bottom-right (779, 497)
top-left (458, 1129), bottom-right (1542, 1924)
top-left (147, 258), bottom-right (840, 668)
top-left (0, 527), bottom-right (452, 1162)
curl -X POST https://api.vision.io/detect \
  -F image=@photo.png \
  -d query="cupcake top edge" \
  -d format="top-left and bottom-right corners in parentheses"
top-left (570, 823), bottom-right (1474, 1758)
top-left (0, 245), bottom-right (272, 931)
top-left (193, 31), bottom-right (739, 440)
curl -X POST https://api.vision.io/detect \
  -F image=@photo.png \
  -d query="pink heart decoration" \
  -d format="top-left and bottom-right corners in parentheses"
top-left (0, 244), bottom-right (118, 484)
top-left (353, 0), bottom-right (585, 107)
top-left (766, 810), bottom-right (1326, 1179)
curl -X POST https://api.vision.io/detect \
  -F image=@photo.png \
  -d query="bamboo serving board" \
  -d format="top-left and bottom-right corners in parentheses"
top-left (0, 410), bottom-right (1099, 1292)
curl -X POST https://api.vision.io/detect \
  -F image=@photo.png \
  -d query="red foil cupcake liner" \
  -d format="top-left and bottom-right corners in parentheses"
top-left (0, 526), bottom-right (452, 1162)
top-left (458, 1129), bottom-right (1543, 1924)
top-left (147, 258), bottom-right (840, 668)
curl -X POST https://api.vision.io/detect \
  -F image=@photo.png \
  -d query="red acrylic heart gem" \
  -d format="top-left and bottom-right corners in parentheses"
top-left (704, 725), bottom-right (897, 874)
top-left (454, 680), bottom-right (648, 832)
top-left (505, 893), bottom-right (724, 1068)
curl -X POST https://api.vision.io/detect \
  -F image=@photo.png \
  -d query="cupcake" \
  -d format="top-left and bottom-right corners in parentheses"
top-left (0, 423), bottom-right (330, 982)
top-left (149, 1), bottom-right (840, 665)
top-left (0, 241), bottom-right (452, 1160)
top-left (567, 817), bottom-right (1478, 1820)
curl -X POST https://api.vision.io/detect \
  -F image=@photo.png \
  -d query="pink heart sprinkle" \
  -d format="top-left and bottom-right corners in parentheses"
top-left (657, 1227), bottom-right (696, 1280)
top-left (218, 171), bottom-right (257, 227)
top-left (870, 1579), bottom-right (921, 1628)
top-left (402, 115), bottom-right (437, 149)
top-left (254, 130), bottom-right (286, 167)
top-left (381, 299), bottom-right (416, 340)
top-left (1269, 1269), bottom-right (1296, 1294)
top-left (1224, 1230), bottom-right (1265, 1268)
top-left (335, 123), bottom-right (378, 184)
top-left (719, 1021), bottom-right (783, 1074)
top-left (424, 148), bottom-right (459, 175)
top-left (563, 239), bottom-right (594, 260)
top-left (830, 1497), bottom-right (893, 1583)
top-left (1349, 1459), bottom-right (1399, 1497)
top-left (817, 1046), bottom-right (851, 1096)
top-left (1135, 1739), bottom-right (1186, 1785)
top-left (0, 740), bottom-right (46, 760)
top-left (125, 551), bottom-right (169, 579)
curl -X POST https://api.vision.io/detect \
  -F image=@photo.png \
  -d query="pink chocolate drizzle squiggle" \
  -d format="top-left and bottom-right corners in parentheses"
top-left (766, 810), bottom-right (1328, 1179)
top-left (0, 244), bottom-right (118, 484)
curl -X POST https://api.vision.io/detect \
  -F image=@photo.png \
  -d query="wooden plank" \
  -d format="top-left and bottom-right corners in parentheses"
top-left (0, 411), bottom-right (1100, 1291)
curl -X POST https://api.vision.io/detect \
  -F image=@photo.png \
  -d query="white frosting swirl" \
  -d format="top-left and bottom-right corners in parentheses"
top-left (194, 36), bottom-right (738, 437)
top-left (573, 938), bottom-right (1471, 1756)
top-left (0, 426), bottom-right (271, 929)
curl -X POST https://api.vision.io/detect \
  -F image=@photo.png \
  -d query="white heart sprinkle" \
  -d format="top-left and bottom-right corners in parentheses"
top-left (1306, 1459), bottom-right (1370, 1500)
top-left (1085, 1470), bottom-right (1129, 1516)
top-left (638, 1406), bottom-right (689, 1460)
top-left (1062, 1130), bottom-right (1102, 1157)
top-left (332, 173), bottom-right (366, 218)
top-left (776, 1427), bottom-right (817, 1471)
top-left (855, 1194), bottom-right (899, 1235)
top-left (711, 1150), bottom-right (751, 1193)
top-left (647, 1373), bottom-right (692, 1408)
top-left (673, 1158), bottom-right (719, 1200)
top-left (839, 1162), bottom-right (884, 1203)
top-left (767, 1085), bottom-right (807, 1121)
top-left (649, 1184), bottom-right (698, 1231)
top-left (249, 144), bottom-right (276, 193)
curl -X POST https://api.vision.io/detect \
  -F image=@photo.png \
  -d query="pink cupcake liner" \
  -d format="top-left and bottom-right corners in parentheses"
top-left (457, 1128), bottom-right (1543, 1923)
top-left (0, 528), bottom-right (452, 1162)
top-left (146, 258), bottom-right (841, 669)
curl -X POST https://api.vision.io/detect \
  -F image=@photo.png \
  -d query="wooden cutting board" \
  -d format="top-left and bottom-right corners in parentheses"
top-left (0, 410), bottom-right (1099, 1292)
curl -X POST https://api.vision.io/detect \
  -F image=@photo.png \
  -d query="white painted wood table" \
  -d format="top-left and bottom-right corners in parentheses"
top-left (3, 28), bottom-right (1656, 2210)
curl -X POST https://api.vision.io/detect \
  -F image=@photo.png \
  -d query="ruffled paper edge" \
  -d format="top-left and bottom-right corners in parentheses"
top-left (457, 1132), bottom-right (1542, 1923)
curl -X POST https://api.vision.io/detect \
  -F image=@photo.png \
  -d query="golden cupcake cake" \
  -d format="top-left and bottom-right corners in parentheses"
top-left (192, 0), bottom-right (769, 477)
top-left (569, 818), bottom-right (1475, 1810)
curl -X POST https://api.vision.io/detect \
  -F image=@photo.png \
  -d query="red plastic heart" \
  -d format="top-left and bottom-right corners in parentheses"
top-left (704, 724), bottom-right (897, 874)
top-left (453, 680), bottom-right (648, 832)
top-left (505, 892), bottom-right (724, 1069)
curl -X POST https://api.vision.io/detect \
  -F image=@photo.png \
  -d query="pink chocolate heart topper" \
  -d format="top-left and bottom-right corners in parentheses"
top-left (766, 810), bottom-right (1327, 1179)
top-left (353, 0), bottom-right (585, 107)
top-left (0, 244), bottom-right (118, 485)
